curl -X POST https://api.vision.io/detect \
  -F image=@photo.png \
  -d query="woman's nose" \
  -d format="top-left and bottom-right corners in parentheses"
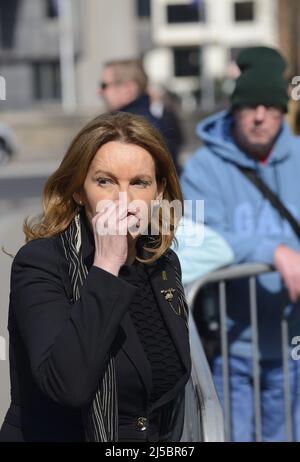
top-left (119, 187), bottom-right (135, 201)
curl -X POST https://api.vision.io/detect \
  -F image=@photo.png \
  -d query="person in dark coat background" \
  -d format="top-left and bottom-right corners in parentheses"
top-left (149, 85), bottom-right (185, 176)
top-left (0, 112), bottom-right (191, 442)
top-left (98, 59), bottom-right (182, 175)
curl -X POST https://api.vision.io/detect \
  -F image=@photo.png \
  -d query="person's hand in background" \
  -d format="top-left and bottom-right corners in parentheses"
top-left (274, 244), bottom-right (300, 303)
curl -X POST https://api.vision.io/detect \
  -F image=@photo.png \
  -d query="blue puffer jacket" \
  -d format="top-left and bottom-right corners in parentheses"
top-left (181, 110), bottom-right (300, 359)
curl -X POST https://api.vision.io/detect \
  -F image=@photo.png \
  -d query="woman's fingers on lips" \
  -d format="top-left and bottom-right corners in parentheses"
top-left (128, 204), bottom-right (143, 222)
top-left (127, 203), bottom-right (138, 214)
top-left (118, 202), bottom-right (130, 220)
top-left (94, 201), bottom-right (144, 229)
top-left (127, 214), bottom-right (139, 226)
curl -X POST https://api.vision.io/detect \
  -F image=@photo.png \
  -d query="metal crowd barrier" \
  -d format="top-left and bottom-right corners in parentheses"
top-left (181, 312), bottom-right (225, 442)
top-left (183, 263), bottom-right (294, 442)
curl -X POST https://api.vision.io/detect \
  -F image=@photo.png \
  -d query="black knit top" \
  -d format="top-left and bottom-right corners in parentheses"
top-left (118, 260), bottom-right (184, 405)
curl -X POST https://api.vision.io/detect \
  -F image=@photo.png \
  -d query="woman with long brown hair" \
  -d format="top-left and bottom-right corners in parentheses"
top-left (0, 112), bottom-right (191, 442)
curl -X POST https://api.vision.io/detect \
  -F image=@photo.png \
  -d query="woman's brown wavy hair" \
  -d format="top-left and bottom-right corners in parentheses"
top-left (24, 111), bottom-right (183, 263)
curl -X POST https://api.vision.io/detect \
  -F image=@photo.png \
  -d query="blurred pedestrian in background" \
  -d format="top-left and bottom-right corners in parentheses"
top-left (181, 46), bottom-right (300, 442)
top-left (99, 59), bottom-right (182, 175)
top-left (149, 84), bottom-right (184, 175)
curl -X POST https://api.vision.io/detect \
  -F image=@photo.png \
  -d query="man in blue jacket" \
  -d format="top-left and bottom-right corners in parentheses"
top-left (181, 46), bottom-right (300, 442)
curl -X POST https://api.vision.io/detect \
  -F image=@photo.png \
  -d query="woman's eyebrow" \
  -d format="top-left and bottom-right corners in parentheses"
top-left (131, 174), bottom-right (153, 180)
top-left (93, 170), bottom-right (152, 180)
top-left (93, 169), bottom-right (116, 177)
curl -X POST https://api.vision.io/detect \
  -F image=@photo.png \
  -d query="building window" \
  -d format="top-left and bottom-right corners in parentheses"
top-left (167, 2), bottom-right (206, 24)
top-left (234, 1), bottom-right (255, 21)
top-left (173, 47), bottom-right (201, 77)
top-left (0, 0), bottom-right (20, 49)
top-left (136, 0), bottom-right (151, 18)
top-left (46, 0), bottom-right (59, 19)
top-left (33, 61), bottom-right (61, 101)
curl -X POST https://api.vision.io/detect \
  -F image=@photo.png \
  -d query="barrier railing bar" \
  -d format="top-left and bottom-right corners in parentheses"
top-left (281, 315), bottom-right (293, 441)
top-left (185, 313), bottom-right (225, 441)
top-left (219, 281), bottom-right (231, 442)
top-left (249, 276), bottom-right (262, 442)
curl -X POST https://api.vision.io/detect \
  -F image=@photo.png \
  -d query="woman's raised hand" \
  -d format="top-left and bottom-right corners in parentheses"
top-left (92, 201), bottom-right (140, 276)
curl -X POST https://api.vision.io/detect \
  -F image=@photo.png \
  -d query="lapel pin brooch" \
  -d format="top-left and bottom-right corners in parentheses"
top-left (160, 288), bottom-right (176, 302)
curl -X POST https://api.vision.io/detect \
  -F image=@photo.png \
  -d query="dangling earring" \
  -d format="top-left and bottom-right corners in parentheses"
top-left (154, 197), bottom-right (162, 207)
top-left (77, 200), bottom-right (83, 212)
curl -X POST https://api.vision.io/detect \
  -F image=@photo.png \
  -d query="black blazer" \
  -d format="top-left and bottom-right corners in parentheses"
top-left (0, 215), bottom-right (191, 442)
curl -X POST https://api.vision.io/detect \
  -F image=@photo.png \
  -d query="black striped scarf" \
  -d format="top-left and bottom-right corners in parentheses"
top-left (60, 213), bottom-right (118, 442)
